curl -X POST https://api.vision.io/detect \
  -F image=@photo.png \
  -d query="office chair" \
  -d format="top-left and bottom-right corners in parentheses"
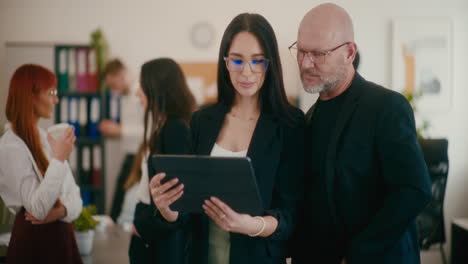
top-left (416, 138), bottom-right (449, 264)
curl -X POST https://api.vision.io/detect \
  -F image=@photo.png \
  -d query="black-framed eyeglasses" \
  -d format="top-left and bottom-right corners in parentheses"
top-left (288, 41), bottom-right (351, 65)
top-left (224, 56), bottom-right (269, 73)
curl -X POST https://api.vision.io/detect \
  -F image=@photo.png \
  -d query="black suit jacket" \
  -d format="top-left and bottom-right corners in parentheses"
top-left (185, 103), bottom-right (305, 264)
top-left (293, 73), bottom-right (432, 264)
top-left (131, 119), bottom-right (192, 264)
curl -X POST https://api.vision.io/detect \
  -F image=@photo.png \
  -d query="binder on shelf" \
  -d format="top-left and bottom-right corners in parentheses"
top-left (55, 47), bottom-right (69, 93)
top-left (76, 48), bottom-right (88, 93)
top-left (52, 44), bottom-right (106, 213)
top-left (68, 48), bottom-right (77, 93)
top-left (87, 49), bottom-right (98, 92)
top-left (89, 97), bottom-right (100, 139)
top-left (92, 145), bottom-right (101, 188)
top-left (81, 146), bottom-right (91, 185)
top-left (81, 190), bottom-right (93, 207)
top-left (69, 97), bottom-right (80, 137)
top-left (59, 96), bottom-right (69, 124)
top-left (78, 97), bottom-right (88, 137)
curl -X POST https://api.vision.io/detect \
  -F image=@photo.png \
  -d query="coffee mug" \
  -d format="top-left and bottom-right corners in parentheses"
top-left (47, 123), bottom-right (70, 140)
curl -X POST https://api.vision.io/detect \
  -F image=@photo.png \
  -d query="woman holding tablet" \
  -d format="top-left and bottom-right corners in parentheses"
top-left (0, 64), bottom-right (82, 263)
top-left (150, 13), bottom-right (304, 264)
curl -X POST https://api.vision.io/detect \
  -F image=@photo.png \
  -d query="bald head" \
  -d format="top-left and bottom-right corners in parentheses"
top-left (295, 3), bottom-right (357, 99)
top-left (298, 3), bottom-right (354, 49)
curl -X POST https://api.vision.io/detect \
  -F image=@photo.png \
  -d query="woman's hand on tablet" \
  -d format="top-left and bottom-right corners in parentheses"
top-left (149, 172), bottom-right (184, 222)
top-left (203, 196), bottom-right (270, 237)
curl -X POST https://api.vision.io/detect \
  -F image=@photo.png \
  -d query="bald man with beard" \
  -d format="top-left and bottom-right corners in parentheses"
top-left (289, 3), bottom-right (432, 264)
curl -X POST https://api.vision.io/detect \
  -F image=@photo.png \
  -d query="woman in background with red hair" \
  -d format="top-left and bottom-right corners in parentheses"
top-left (0, 64), bottom-right (83, 263)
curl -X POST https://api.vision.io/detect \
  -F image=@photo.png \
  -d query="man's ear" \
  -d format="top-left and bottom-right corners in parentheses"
top-left (346, 42), bottom-right (358, 65)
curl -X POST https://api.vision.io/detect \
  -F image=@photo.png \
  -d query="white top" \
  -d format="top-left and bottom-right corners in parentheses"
top-left (117, 182), bottom-right (139, 230)
top-left (0, 123), bottom-right (82, 222)
top-left (117, 149), bottom-right (150, 231)
top-left (211, 143), bottom-right (248, 157)
top-left (120, 93), bottom-right (145, 154)
top-left (136, 151), bottom-right (151, 204)
top-left (208, 143), bottom-right (247, 264)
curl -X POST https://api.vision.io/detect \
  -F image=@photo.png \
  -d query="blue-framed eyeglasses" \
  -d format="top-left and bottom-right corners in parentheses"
top-left (224, 56), bottom-right (269, 73)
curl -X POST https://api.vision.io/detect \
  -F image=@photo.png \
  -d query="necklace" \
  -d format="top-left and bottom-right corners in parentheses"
top-left (229, 111), bottom-right (259, 121)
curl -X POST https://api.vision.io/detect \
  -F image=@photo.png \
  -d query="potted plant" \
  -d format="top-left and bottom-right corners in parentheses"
top-left (73, 205), bottom-right (99, 255)
top-left (402, 91), bottom-right (430, 139)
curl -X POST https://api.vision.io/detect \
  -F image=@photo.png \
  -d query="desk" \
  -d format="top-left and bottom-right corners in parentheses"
top-left (82, 225), bottom-right (132, 264)
top-left (451, 218), bottom-right (468, 264)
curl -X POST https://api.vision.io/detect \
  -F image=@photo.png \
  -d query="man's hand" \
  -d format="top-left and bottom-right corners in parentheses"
top-left (98, 119), bottom-right (122, 137)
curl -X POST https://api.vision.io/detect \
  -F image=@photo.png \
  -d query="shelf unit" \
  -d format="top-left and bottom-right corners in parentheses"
top-left (53, 44), bottom-right (107, 214)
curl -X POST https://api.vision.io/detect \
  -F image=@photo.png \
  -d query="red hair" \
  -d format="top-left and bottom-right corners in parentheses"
top-left (6, 64), bottom-right (57, 176)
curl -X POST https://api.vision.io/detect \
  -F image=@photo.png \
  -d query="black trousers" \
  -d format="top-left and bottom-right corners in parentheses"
top-left (129, 234), bottom-right (156, 264)
top-left (110, 153), bottom-right (136, 221)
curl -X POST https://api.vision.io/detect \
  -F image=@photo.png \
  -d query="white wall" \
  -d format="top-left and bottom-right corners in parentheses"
top-left (1, 0), bottom-right (467, 261)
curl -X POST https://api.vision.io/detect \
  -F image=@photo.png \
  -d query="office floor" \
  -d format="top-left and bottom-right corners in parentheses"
top-left (284, 251), bottom-right (445, 264)
top-left (82, 250), bottom-right (444, 264)
top-left (421, 250), bottom-right (446, 264)
top-left (283, 251), bottom-right (444, 264)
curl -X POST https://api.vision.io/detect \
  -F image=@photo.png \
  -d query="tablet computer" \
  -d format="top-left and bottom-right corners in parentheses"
top-left (149, 154), bottom-right (263, 215)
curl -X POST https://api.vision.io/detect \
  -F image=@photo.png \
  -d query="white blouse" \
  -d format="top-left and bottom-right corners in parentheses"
top-left (120, 94), bottom-right (145, 154)
top-left (136, 151), bottom-right (151, 205)
top-left (0, 123), bottom-right (82, 222)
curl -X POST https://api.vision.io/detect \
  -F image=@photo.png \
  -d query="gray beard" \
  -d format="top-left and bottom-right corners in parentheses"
top-left (303, 79), bottom-right (339, 94)
top-left (302, 66), bottom-right (345, 95)
top-left (303, 83), bottom-right (324, 94)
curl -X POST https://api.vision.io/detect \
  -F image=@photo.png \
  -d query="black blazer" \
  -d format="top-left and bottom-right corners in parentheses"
top-left (185, 103), bottom-right (305, 264)
top-left (131, 118), bottom-right (192, 264)
top-left (293, 73), bottom-right (432, 264)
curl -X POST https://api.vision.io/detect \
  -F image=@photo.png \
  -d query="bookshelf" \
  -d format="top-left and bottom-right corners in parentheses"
top-left (53, 44), bottom-right (107, 214)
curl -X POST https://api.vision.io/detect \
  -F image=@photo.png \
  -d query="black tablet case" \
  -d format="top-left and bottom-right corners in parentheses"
top-left (150, 155), bottom-right (263, 215)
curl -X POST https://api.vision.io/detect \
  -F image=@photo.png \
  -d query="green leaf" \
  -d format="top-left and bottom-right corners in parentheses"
top-left (400, 90), bottom-right (431, 139)
top-left (72, 205), bottom-right (100, 232)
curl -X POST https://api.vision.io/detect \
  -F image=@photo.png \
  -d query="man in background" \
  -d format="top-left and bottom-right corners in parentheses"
top-left (101, 59), bottom-right (144, 227)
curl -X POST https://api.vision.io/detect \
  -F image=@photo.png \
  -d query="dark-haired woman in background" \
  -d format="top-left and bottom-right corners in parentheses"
top-left (149, 13), bottom-right (304, 264)
top-left (0, 64), bottom-right (82, 263)
top-left (128, 58), bottom-right (196, 264)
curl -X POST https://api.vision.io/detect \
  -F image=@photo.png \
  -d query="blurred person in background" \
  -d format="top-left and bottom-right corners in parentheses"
top-left (0, 64), bottom-right (83, 263)
top-left (128, 58), bottom-right (196, 264)
top-left (103, 58), bottom-right (146, 227)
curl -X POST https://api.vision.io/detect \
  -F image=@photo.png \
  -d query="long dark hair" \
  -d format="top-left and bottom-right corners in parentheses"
top-left (141, 58), bottom-right (195, 154)
top-left (217, 13), bottom-right (298, 125)
top-left (124, 58), bottom-right (196, 189)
